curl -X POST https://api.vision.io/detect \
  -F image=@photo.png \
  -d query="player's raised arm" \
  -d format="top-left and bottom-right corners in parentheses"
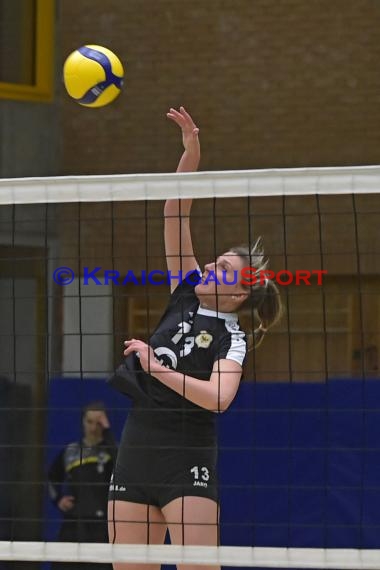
top-left (165, 107), bottom-right (200, 292)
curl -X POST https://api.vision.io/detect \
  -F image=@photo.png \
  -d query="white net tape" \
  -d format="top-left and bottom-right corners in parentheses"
top-left (1, 542), bottom-right (380, 568)
top-left (1, 165), bottom-right (380, 204)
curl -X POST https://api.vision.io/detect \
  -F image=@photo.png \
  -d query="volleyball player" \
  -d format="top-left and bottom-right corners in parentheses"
top-left (108, 107), bottom-right (282, 570)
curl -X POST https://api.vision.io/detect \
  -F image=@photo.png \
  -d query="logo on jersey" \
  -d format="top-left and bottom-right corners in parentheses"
top-left (226, 320), bottom-right (239, 331)
top-left (195, 331), bottom-right (213, 349)
top-left (97, 451), bottom-right (108, 474)
top-left (153, 346), bottom-right (178, 369)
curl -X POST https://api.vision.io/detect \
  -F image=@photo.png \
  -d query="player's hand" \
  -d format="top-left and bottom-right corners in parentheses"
top-left (167, 106), bottom-right (200, 153)
top-left (124, 339), bottom-right (162, 374)
top-left (94, 410), bottom-right (110, 431)
top-left (58, 495), bottom-right (75, 512)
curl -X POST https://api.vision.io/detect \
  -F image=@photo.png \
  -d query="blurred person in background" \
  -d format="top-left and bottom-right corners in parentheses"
top-left (48, 401), bottom-right (117, 570)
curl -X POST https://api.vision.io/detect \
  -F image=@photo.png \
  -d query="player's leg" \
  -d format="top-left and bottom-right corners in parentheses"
top-left (108, 500), bottom-right (167, 570)
top-left (162, 496), bottom-right (220, 570)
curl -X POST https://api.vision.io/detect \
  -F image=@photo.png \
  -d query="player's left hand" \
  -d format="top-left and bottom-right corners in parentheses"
top-left (124, 339), bottom-right (162, 374)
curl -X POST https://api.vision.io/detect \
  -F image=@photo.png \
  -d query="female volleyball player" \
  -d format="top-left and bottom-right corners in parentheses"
top-left (108, 107), bottom-right (282, 570)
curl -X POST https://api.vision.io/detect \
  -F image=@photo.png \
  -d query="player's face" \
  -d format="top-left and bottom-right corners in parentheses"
top-left (83, 410), bottom-right (103, 439)
top-left (195, 252), bottom-right (248, 309)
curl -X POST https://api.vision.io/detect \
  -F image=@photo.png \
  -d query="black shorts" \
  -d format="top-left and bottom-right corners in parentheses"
top-left (108, 444), bottom-right (218, 509)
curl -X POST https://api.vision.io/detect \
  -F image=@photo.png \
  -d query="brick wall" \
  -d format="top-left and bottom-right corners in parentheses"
top-left (59, 0), bottom-right (380, 175)
top-left (55, 1), bottom-right (380, 380)
top-left (57, 0), bottom-right (380, 272)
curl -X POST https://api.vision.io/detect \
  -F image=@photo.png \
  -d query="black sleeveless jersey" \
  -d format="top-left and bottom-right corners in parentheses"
top-left (109, 271), bottom-right (247, 447)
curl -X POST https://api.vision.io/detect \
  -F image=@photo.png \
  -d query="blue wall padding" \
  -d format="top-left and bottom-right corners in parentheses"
top-left (44, 378), bottom-right (380, 567)
top-left (217, 379), bottom-right (380, 551)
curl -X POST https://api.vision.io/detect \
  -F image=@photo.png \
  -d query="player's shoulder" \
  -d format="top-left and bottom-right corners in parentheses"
top-left (223, 318), bottom-right (246, 336)
top-left (169, 269), bottom-right (201, 302)
top-left (218, 318), bottom-right (247, 353)
top-left (66, 441), bottom-right (80, 449)
top-left (64, 441), bottom-right (81, 459)
top-left (214, 320), bottom-right (247, 367)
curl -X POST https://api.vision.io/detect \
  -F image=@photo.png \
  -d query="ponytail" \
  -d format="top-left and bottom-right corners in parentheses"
top-left (251, 279), bottom-right (282, 348)
top-left (230, 239), bottom-right (283, 350)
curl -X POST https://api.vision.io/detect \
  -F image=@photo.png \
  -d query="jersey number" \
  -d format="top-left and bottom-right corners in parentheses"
top-left (171, 322), bottom-right (195, 357)
top-left (190, 466), bottom-right (210, 482)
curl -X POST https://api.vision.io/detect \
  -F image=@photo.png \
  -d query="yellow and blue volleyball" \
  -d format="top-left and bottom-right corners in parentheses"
top-left (63, 45), bottom-right (124, 108)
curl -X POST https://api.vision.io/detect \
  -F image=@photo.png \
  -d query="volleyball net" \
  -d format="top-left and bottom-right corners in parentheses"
top-left (1, 166), bottom-right (380, 568)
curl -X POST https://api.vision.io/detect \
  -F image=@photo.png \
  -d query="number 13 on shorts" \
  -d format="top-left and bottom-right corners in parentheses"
top-left (190, 465), bottom-right (210, 482)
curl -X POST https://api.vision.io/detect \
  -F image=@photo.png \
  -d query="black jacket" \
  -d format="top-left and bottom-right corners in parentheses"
top-left (48, 430), bottom-right (116, 520)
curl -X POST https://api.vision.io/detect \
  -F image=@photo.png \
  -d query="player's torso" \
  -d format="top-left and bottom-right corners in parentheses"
top-left (63, 442), bottom-right (112, 480)
top-left (63, 442), bottom-right (112, 518)
top-left (122, 287), bottom-right (245, 445)
top-left (149, 298), bottom-right (229, 380)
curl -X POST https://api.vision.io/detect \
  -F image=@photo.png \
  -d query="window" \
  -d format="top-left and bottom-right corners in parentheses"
top-left (0, 0), bottom-right (54, 102)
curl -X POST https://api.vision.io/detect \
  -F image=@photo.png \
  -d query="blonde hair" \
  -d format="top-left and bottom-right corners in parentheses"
top-left (230, 237), bottom-right (282, 349)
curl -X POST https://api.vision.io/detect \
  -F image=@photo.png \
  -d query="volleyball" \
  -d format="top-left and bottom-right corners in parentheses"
top-left (63, 45), bottom-right (124, 108)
